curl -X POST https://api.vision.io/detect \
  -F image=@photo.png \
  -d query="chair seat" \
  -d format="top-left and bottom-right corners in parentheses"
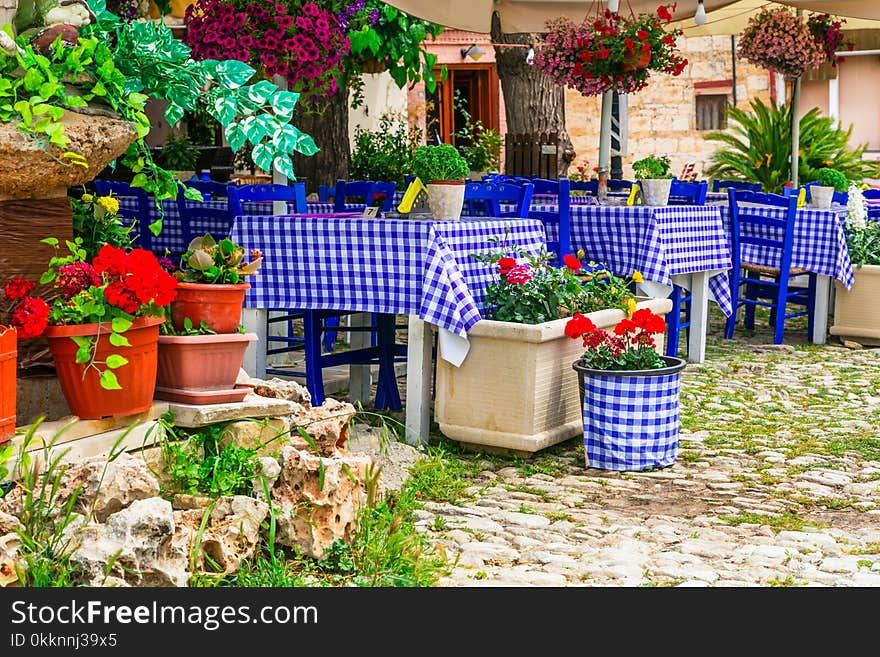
top-left (742, 262), bottom-right (808, 277)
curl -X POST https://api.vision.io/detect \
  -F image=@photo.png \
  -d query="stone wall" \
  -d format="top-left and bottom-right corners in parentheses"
top-left (565, 35), bottom-right (773, 180)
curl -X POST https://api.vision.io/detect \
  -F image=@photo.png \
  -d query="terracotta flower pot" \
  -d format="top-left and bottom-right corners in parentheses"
top-left (44, 315), bottom-right (164, 420)
top-left (0, 325), bottom-right (15, 443)
top-left (621, 47), bottom-right (652, 72)
top-left (156, 332), bottom-right (257, 390)
top-left (170, 282), bottom-right (250, 334)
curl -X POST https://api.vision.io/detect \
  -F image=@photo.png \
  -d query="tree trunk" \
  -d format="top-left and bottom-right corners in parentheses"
top-left (292, 88), bottom-right (350, 195)
top-left (490, 15), bottom-right (575, 176)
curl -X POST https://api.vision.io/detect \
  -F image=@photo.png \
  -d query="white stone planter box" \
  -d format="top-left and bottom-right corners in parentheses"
top-left (434, 297), bottom-right (673, 455)
top-left (831, 264), bottom-right (880, 345)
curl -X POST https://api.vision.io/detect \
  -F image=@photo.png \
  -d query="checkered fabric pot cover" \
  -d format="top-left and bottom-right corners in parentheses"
top-left (574, 356), bottom-right (687, 472)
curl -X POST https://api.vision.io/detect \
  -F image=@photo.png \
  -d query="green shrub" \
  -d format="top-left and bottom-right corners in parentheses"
top-left (158, 134), bottom-right (199, 172)
top-left (412, 144), bottom-right (470, 182)
top-left (814, 167), bottom-right (848, 192)
top-left (704, 98), bottom-right (880, 193)
top-left (350, 113), bottom-right (422, 186)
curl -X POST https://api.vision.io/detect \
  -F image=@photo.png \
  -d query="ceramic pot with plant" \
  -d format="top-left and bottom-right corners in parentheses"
top-left (4, 239), bottom-right (178, 419)
top-left (633, 155), bottom-right (673, 206)
top-left (811, 167), bottom-right (848, 209)
top-left (567, 308), bottom-right (686, 471)
top-left (171, 234), bottom-right (263, 333)
top-left (412, 144), bottom-right (471, 221)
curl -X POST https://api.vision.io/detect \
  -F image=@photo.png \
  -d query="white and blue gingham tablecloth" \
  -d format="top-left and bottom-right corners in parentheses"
top-left (229, 215), bottom-right (548, 363)
top-left (523, 204), bottom-right (734, 316)
top-left (717, 204), bottom-right (854, 291)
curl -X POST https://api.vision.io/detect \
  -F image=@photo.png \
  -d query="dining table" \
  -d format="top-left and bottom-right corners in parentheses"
top-left (229, 213), bottom-right (548, 446)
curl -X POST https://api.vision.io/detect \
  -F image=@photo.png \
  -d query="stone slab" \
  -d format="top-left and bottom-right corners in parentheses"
top-left (167, 393), bottom-right (296, 428)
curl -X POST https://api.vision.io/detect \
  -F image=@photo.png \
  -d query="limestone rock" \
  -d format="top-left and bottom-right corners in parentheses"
top-left (173, 495), bottom-right (269, 575)
top-left (347, 424), bottom-right (423, 496)
top-left (0, 531), bottom-right (21, 587)
top-left (290, 398), bottom-right (357, 457)
top-left (271, 446), bottom-right (371, 559)
top-left (70, 497), bottom-right (188, 587)
top-left (0, 110), bottom-right (137, 200)
top-left (219, 417), bottom-right (291, 457)
top-left (252, 456), bottom-right (281, 500)
top-left (251, 377), bottom-right (312, 406)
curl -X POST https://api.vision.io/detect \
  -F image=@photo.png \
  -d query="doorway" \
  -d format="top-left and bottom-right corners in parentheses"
top-left (425, 65), bottom-right (499, 146)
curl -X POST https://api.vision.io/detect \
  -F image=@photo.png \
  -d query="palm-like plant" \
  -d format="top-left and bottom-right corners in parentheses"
top-left (704, 99), bottom-right (880, 193)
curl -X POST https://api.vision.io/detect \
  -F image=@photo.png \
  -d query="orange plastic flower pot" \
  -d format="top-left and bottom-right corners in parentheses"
top-left (156, 332), bottom-right (257, 390)
top-left (621, 48), bottom-right (651, 72)
top-left (170, 282), bottom-right (250, 334)
top-left (44, 315), bottom-right (164, 420)
top-left (0, 326), bottom-right (16, 443)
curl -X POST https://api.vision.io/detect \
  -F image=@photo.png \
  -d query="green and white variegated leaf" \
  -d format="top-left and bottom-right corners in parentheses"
top-left (241, 114), bottom-right (269, 147)
top-left (206, 59), bottom-right (256, 90)
top-left (225, 122), bottom-right (247, 153)
top-left (164, 101), bottom-right (185, 128)
top-left (213, 95), bottom-right (237, 126)
top-left (251, 142), bottom-right (274, 174)
top-left (270, 90), bottom-right (299, 120)
top-left (291, 129), bottom-right (319, 157)
top-left (247, 80), bottom-right (279, 105)
top-left (273, 154), bottom-right (295, 180)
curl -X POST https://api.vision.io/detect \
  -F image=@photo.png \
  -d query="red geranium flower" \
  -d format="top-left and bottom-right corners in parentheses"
top-left (4, 278), bottom-right (35, 301)
top-left (564, 312), bottom-right (596, 338)
top-left (637, 29), bottom-right (649, 40)
top-left (563, 254), bottom-right (582, 272)
top-left (11, 296), bottom-right (49, 339)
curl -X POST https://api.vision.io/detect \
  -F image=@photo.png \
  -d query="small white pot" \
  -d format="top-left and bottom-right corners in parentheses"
top-left (810, 185), bottom-right (835, 209)
top-left (426, 181), bottom-right (465, 221)
top-left (639, 178), bottom-right (673, 206)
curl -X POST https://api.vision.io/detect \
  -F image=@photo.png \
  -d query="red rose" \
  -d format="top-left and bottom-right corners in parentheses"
top-left (657, 5), bottom-right (672, 22)
top-left (637, 29), bottom-right (649, 40)
top-left (497, 257), bottom-right (516, 274)
top-left (624, 38), bottom-right (634, 49)
top-left (11, 296), bottom-right (49, 339)
top-left (563, 253), bottom-right (582, 272)
top-left (503, 264), bottom-right (533, 285)
top-left (4, 278), bottom-right (35, 301)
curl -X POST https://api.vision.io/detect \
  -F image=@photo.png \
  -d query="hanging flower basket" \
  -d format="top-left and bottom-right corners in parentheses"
top-left (737, 8), bottom-right (841, 79)
top-left (533, 3), bottom-right (687, 97)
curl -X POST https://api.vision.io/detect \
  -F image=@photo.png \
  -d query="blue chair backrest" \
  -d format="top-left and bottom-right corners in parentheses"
top-left (332, 179), bottom-right (397, 212)
top-left (569, 179), bottom-right (599, 196)
top-left (832, 190), bottom-right (848, 205)
top-left (368, 181), bottom-right (397, 212)
top-left (462, 181), bottom-right (534, 218)
top-left (728, 188), bottom-right (798, 277)
top-left (94, 179), bottom-right (155, 252)
top-left (317, 184), bottom-right (333, 202)
top-left (526, 177), bottom-right (571, 267)
top-left (862, 188), bottom-right (880, 200)
top-left (606, 179), bottom-right (634, 192)
top-left (228, 182), bottom-right (307, 218)
top-left (712, 179), bottom-right (761, 193)
top-left (176, 181), bottom-right (233, 249)
top-left (668, 179), bottom-right (708, 205)
top-left (782, 181), bottom-right (819, 201)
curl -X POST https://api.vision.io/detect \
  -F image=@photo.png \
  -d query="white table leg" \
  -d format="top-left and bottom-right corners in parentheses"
top-left (241, 308), bottom-right (267, 379)
top-left (405, 315), bottom-right (433, 446)
top-left (348, 312), bottom-right (372, 406)
top-left (688, 271), bottom-right (711, 364)
top-left (812, 275), bottom-right (831, 345)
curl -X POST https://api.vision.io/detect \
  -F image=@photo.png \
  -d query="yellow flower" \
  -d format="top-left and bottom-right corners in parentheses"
top-left (576, 248), bottom-right (585, 260)
top-left (627, 297), bottom-right (637, 317)
top-left (96, 196), bottom-right (119, 215)
top-left (81, 193), bottom-right (94, 203)
top-left (632, 270), bottom-right (643, 283)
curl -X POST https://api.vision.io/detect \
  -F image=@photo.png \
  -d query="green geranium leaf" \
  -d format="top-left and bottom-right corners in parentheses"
top-left (105, 354), bottom-right (129, 369)
top-left (108, 333), bottom-right (131, 347)
top-left (110, 317), bottom-right (132, 333)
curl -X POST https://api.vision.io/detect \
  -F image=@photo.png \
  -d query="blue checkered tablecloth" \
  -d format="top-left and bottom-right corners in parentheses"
top-left (718, 204), bottom-right (854, 290)
top-left (229, 216), bottom-right (548, 339)
top-left (527, 204), bottom-right (734, 316)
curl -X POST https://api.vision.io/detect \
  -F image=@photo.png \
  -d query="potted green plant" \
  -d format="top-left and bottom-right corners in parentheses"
top-left (830, 184), bottom-right (880, 345)
top-left (566, 308), bottom-right (686, 471)
top-left (411, 143), bottom-right (470, 221)
top-left (811, 167), bottom-right (848, 208)
top-left (434, 246), bottom-right (672, 454)
top-left (171, 234), bottom-right (263, 334)
top-left (632, 155), bottom-right (673, 206)
top-left (157, 134), bottom-right (200, 181)
top-left (3, 239), bottom-right (178, 419)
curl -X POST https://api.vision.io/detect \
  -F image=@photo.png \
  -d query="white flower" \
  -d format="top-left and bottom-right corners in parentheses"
top-left (846, 182), bottom-right (867, 233)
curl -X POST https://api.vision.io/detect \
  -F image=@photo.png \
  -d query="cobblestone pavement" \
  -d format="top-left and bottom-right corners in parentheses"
top-left (407, 316), bottom-right (880, 587)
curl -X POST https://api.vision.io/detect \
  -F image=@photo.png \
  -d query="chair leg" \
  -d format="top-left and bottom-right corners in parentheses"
top-left (773, 287), bottom-right (786, 345)
top-left (665, 286), bottom-right (681, 358)
top-left (373, 313), bottom-right (402, 411)
top-left (302, 311), bottom-right (325, 407)
top-left (807, 274), bottom-right (817, 339)
top-left (744, 281), bottom-right (757, 330)
top-left (323, 314), bottom-right (340, 352)
top-left (724, 273), bottom-right (739, 340)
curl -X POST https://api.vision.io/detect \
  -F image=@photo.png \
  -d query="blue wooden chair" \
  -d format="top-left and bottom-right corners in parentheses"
top-left (724, 188), bottom-right (817, 344)
top-left (712, 179), bottom-right (761, 193)
top-left (606, 178), bottom-right (635, 192)
top-left (524, 178), bottom-right (571, 266)
top-left (569, 179), bottom-right (599, 196)
top-left (317, 184), bottom-right (333, 202)
top-left (462, 181), bottom-right (534, 218)
top-left (94, 180), bottom-right (156, 253)
top-left (332, 179), bottom-right (397, 212)
top-left (176, 180), bottom-right (233, 253)
top-left (668, 180), bottom-right (708, 206)
top-left (228, 182), bottom-right (307, 218)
